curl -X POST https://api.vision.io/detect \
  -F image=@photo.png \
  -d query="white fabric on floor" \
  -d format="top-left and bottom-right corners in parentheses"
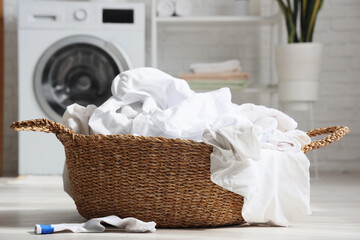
top-left (35, 215), bottom-right (156, 234)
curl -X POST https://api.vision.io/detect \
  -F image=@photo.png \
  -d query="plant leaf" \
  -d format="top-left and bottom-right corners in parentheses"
top-left (285, 3), bottom-right (296, 43)
top-left (293, 0), bottom-right (299, 42)
top-left (276, 0), bottom-right (295, 43)
top-left (306, 0), bottom-right (323, 41)
top-left (304, 0), bottom-right (315, 42)
top-left (299, 0), bottom-right (307, 42)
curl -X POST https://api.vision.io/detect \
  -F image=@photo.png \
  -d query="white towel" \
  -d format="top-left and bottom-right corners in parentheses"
top-left (175, 0), bottom-right (192, 16)
top-left (190, 59), bottom-right (242, 74)
top-left (157, 0), bottom-right (175, 17)
top-left (202, 126), bottom-right (311, 227)
top-left (35, 215), bottom-right (156, 234)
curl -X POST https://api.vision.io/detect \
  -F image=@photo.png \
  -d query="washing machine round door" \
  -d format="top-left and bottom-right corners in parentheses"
top-left (34, 35), bottom-right (131, 122)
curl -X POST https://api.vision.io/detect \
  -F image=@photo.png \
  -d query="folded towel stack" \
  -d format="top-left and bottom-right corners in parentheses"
top-left (157, 0), bottom-right (192, 17)
top-left (180, 60), bottom-right (249, 90)
top-left (190, 59), bottom-right (243, 74)
top-left (179, 71), bottom-right (249, 81)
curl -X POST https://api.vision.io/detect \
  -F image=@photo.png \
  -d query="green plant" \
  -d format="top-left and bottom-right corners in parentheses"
top-left (276, 0), bottom-right (324, 43)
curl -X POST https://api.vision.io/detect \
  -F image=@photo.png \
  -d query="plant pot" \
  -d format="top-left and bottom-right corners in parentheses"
top-left (275, 43), bottom-right (323, 111)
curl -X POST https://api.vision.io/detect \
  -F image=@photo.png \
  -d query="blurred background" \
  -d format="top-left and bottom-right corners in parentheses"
top-left (1, 0), bottom-right (359, 176)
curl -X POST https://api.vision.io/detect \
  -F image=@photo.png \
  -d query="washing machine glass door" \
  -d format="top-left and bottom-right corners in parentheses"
top-left (34, 35), bottom-right (131, 122)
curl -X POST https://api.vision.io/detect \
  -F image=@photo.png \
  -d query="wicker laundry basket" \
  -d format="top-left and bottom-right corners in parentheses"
top-left (11, 119), bottom-right (349, 228)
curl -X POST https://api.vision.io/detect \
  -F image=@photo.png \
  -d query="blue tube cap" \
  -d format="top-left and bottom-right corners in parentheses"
top-left (35, 224), bottom-right (54, 234)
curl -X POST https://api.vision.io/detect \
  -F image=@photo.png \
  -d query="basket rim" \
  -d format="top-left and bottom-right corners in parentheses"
top-left (10, 118), bottom-right (350, 153)
top-left (72, 131), bottom-right (208, 145)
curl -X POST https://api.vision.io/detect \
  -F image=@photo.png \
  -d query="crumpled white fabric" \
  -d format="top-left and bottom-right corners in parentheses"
top-left (35, 215), bottom-right (156, 234)
top-left (202, 126), bottom-right (311, 227)
top-left (241, 149), bottom-right (311, 226)
top-left (63, 68), bottom-right (305, 144)
top-left (88, 67), bottom-right (252, 141)
top-left (62, 104), bottom-right (97, 135)
top-left (237, 103), bottom-right (298, 132)
top-left (262, 129), bottom-right (311, 152)
top-left (62, 104), bottom-right (97, 198)
top-left (88, 68), bottom-right (193, 136)
top-left (237, 103), bottom-right (311, 152)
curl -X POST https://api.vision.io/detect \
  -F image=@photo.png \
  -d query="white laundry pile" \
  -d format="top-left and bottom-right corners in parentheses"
top-left (62, 67), bottom-right (312, 227)
top-left (202, 104), bottom-right (312, 226)
top-left (35, 215), bottom-right (156, 234)
top-left (237, 103), bottom-right (311, 152)
top-left (62, 67), bottom-right (253, 197)
top-left (85, 67), bottom-right (251, 141)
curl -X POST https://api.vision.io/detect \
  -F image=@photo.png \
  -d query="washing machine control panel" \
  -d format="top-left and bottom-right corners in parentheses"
top-left (19, 1), bottom-right (144, 30)
top-left (102, 9), bottom-right (134, 23)
top-left (74, 9), bottom-right (87, 21)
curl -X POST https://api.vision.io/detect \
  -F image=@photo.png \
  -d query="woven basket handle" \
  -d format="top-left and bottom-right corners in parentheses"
top-left (302, 126), bottom-right (350, 153)
top-left (10, 119), bottom-right (75, 136)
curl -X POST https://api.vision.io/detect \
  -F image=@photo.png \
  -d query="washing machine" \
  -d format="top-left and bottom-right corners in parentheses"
top-left (17, 0), bottom-right (145, 174)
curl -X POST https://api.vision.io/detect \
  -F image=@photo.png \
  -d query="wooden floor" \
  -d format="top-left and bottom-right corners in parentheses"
top-left (0, 172), bottom-right (359, 240)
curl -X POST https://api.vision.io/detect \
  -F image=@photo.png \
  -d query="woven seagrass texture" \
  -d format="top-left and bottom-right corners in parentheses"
top-left (10, 119), bottom-right (350, 228)
top-left (302, 126), bottom-right (350, 153)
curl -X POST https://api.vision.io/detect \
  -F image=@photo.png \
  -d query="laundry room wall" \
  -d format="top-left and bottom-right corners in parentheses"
top-left (2, 0), bottom-right (360, 175)
top-left (3, 0), bottom-right (17, 175)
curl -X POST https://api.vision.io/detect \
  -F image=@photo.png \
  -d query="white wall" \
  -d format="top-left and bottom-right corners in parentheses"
top-left (312, 0), bottom-right (360, 172)
top-left (3, 0), bottom-right (18, 175)
top-left (2, 0), bottom-right (360, 175)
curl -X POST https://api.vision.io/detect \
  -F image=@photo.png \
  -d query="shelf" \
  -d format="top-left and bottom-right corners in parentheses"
top-left (155, 14), bottom-right (281, 25)
top-left (190, 84), bottom-right (278, 93)
top-left (186, 79), bottom-right (249, 90)
top-left (151, 0), bottom-right (282, 93)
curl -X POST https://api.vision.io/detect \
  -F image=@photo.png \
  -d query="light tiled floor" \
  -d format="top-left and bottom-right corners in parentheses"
top-left (0, 173), bottom-right (359, 240)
